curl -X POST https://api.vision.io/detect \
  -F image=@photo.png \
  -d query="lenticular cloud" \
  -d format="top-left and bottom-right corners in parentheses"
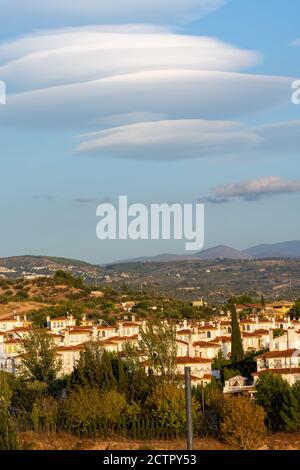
top-left (0, 0), bottom-right (226, 26)
top-left (75, 120), bottom-right (261, 161)
top-left (0, 26), bottom-right (260, 93)
top-left (0, 26), bottom-right (294, 160)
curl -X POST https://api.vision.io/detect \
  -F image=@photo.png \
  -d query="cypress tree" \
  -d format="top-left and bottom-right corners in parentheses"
top-left (117, 357), bottom-right (128, 394)
top-left (0, 406), bottom-right (18, 450)
top-left (101, 351), bottom-right (117, 390)
top-left (229, 299), bottom-right (244, 363)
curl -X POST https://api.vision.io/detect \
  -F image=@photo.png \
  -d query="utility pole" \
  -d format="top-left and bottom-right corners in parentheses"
top-left (184, 366), bottom-right (194, 450)
top-left (95, 267), bottom-right (97, 288)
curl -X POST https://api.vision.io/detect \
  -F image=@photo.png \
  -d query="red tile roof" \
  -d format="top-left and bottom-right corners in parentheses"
top-left (176, 356), bottom-right (212, 364)
top-left (257, 349), bottom-right (299, 359)
top-left (253, 368), bottom-right (300, 377)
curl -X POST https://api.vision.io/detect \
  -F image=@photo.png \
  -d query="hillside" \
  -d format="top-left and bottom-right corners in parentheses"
top-left (0, 255), bottom-right (93, 270)
top-left (195, 245), bottom-right (251, 260)
top-left (245, 241), bottom-right (300, 259)
top-left (106, 258), bottom-right (300, 302)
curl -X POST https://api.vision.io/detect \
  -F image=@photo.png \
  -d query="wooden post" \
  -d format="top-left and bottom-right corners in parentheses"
top-left (184, 366), bottom-right (194, 450)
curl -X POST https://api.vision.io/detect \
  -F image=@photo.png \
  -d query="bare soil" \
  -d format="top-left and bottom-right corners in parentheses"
top-left (18, 432), bottom-right (300, 451)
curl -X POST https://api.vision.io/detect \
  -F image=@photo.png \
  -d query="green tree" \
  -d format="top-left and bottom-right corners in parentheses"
top-left (71, 344), bottom-right (117, 391)
top-left (0, 372), bottom-right (18, 450)
top-left (290, 300), bottom-right (300, 320)
top-left (0, 406), bottom-right (18, 450)
top-left (18, 329), bottom-right (62, 383)
top-left (0, 372), bottom-right (13, 408)
top-left (280, 383), bottom-right (300, 432)
top-left (116, 356), bottom-right (128, 394)
top-left (139, 321), bottom-right (177, 382)
top-left (229, 299), bottom-right (244, 363)
top-left (255, 372), bottom-right (290, 432)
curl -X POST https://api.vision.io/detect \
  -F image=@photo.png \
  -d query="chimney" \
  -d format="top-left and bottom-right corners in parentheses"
top-left (269, 329), bottom-right (274, 351)
top-left (92, 326), bottom-right (98, 341)
top-left (188, 333), bottom-right (194, 357)
top-left (64, 330), bottom-right (69, 346)
top-left (46, 316), bottom-right (51, 328)
top-left (82, 313), bottom-right (86, 322)
top-left (287, 328), bottom-right (297, 349)
top-left (119, 321), bottom-right (124, 337)
top-left (131, 314), bottom-right (136, 323)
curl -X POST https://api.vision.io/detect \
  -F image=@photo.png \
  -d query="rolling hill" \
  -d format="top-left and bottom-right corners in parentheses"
top-left (245, 241), bottom-right (300, 259)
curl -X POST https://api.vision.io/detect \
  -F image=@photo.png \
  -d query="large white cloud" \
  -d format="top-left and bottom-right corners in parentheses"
top-left (0, 68), bottom-right (292, 130)
top-left (75, 120), bottom-right (261, 160)
top-left (0, 26), bottom-right (260, 92)
top-left (0, 26), bottom-right (295, 161)
top-left (0, 0), bottom-right (226, 26)
top-left (75, 119), bottom-right (300, 161)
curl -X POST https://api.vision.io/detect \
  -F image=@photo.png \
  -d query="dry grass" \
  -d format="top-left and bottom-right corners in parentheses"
top-left (17, 431), bottom-right (300, 451)
top-left (0, 301), bottom-right (49, 318)
top-left (18, 432), bottom-right (228, 451)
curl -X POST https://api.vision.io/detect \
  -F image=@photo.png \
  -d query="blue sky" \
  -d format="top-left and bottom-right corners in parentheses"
top-left (0, 0), bottom-right (299, 264)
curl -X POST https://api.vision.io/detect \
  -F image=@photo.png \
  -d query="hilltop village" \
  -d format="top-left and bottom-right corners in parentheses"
top-left (0, 272), bottom-right (299, 393)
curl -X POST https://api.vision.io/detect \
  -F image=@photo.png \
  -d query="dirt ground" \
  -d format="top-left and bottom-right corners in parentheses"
top-left (0, 301), bottom-right (48, 318)
top-left (18, 432), bottom-right (300, 451)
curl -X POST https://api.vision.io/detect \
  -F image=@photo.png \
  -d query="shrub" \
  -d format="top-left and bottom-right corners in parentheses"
top-left (146, 384), bottom-right (200, 436)
top-left (63, 387), bottom-right (127, 437)
top-left (31, 396), bottom-right (59, 434)
top-left (220, 395), bottom-right (266, 450)
top-left (194, 381), bottom-right (224, 437)
top-left (63, 388), bottom-right (102, 436)
top-left (98, 390), bottom-right (127, 425)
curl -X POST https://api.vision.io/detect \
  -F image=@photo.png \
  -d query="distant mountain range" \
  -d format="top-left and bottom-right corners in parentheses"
top-left (244, 241), bottom-right (300, 259)
top-left (0, 241), bottom-right (300, 273)
top-left (115, 241), bottom-right (300, 263)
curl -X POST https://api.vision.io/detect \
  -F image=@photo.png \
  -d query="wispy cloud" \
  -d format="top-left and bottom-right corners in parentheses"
top-left (198, 196), bottom-right (232, 204)
top-left (73, 196), bottom-right (114, 205)
top-left (211, 176), bottom-right (300, 202)
top-left (0, 1), bottom-right (226, 28)
top-left (32, 194), bottom-right (55, 202)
